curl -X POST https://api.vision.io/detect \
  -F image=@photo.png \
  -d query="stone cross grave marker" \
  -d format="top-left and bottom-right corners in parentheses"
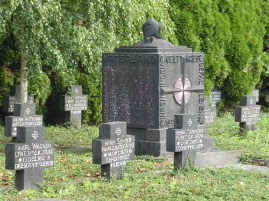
top-left (92, 121), bottom-right (135, 179)
top-left (3, 85), bottom-right (34, 114)
top-left (5, 126), bottom-right (54, 190)
top-left (5, 103), bottom-right (43, 138)
top-left (251, 89), bottom-right (259, 103)
top-left (204, 96), bottom-right (217, 124)
top-left (210, 88), bottom-right (221, 107)
top-left (167, 114), bottom-right (204, 170)
top-left (59, 85), bottom-right (88, 126)
top-left (235, 96), bottom-right (261, 131)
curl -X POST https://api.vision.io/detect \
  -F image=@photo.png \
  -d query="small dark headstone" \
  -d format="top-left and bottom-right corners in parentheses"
top-left (210, 88), bottom-right (221, 107)
top-left (5, 103), bottom-right (43, 138)
top-left (251, 89), bottom-right (259, 102)
top-left (59, 85), bottom-right (88, 126)
top-left (92, 121), bottom-right (135, 179)
top-left (167, 114), bottom-right (204, 170)
top-left (5, 126), bottom-right (54, 190)
top-left (3, 85), bottom-right (34, 114)
top-left (235, 96), bottom-right (260, 131)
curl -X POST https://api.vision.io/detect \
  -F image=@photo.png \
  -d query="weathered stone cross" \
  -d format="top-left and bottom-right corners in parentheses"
top-left (5, 126), bottom-right (54, 190)
top-left (92, 121), bottom-right (135, 179)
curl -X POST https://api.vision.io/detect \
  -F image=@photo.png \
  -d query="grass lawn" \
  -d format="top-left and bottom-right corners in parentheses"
top-left (0, 113), bottom-right (268, 200)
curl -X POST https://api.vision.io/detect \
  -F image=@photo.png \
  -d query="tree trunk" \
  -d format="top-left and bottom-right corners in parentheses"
top-left (20, 48), bottom-right (28, 103)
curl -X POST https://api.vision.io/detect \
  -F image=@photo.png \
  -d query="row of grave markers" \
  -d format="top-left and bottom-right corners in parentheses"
top-left (3, 85), bottom-right (88, 127)
top-left (2, 91), bottom-right (261, 190)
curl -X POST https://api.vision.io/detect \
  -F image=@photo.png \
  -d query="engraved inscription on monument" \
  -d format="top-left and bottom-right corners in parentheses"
top-left (92, 122), bottom-right (135, 179)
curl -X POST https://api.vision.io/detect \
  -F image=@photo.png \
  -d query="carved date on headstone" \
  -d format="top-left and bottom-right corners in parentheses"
top-left (92, 122), bottom-right (135, 179)
top-left (59, 85), bottom-right (88, 126)
top-left (5, 103), bottom-right (43, 138)
top-left (167, 114), bottom-right (204, 170)
top-left (235, 96), bottom-right (260, 131)
top-left (5, 126), bottom-right (54, 190)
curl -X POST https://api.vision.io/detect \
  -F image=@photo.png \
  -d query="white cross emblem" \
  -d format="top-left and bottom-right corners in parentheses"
top-left (32, 131), bottom-right (39, 140)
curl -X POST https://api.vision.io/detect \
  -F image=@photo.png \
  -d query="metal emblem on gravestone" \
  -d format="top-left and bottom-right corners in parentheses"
top-left (92, 122), bottom-right (135, 179)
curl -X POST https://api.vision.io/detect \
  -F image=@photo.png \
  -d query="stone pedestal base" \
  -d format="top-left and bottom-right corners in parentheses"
top-left (240, 122), bottom-right (255, 132)
top-left (15, 168), bottom-right (44, 190)
top-left (65, 111), bottom-right (82, 127)
top-left (128, 128), bottom-right (172, 157)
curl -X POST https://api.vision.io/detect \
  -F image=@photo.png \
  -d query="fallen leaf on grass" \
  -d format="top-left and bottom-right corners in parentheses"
top-left (1, 175), bottom-right (9, 182)
top-left (138, 168), bottom-right (146, 172)
top-left (239, 182), bottom-right (245, 186)
top-left (85, 174), bottom-right (92, 177)
top-left (94, 173), bottom-right (100, 177)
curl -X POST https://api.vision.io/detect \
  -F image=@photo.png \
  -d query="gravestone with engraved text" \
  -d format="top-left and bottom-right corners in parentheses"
top-left (5, 103), bottom-right (43, 138)
top-left (210, 88), bottom-right (221, 107)
top-left (251, 89), bottom-right (259, 103)
top-left (3, 85), bottom-right (34, 114)
top-left (167, 114), bottom-right (204, 170)
top-left (5, 126), bottom-right (54, 190)
top-left (92, 121), bottom-right (135, 179)
top-left (235, 96), bottom-right (260, 131)
top-left (102, 19), bottom-right (204, 157)
top-left (59, 85), bottom-right (88, 126)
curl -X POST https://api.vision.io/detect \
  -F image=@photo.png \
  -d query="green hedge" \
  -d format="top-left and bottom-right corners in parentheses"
top-left (170, 0), bottom-right (269, 107)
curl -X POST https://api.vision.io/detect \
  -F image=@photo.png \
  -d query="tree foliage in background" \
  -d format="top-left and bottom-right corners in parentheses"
top-left (170, 0), bottom-right (269, 107)
top-left (0, 0), bottom-right (176, 125)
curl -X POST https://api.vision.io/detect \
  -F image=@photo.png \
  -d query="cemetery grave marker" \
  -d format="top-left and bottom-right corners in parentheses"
top-left (3, 85), bottom-right (34, 114)
top-left (235, 96), bottom-right (260, 131)
top-left (210, 88), bottom-right (221, 107)
top-left (167, 114), bottom-right (204, 170)
top-left (59, 85), bottom-right (88, 126)
top-left (204, 96), bottom-right (217, 124)
top-left (92, 121), bottom-right (135, 179)
top-left (251, 89), bottom-right (259, 102)
top-left (5, 103), bottom-right (43, 138)
top-left (5, 126), bottom-right (54, 190)
top-left (102, 19), bottom-right (204, 156)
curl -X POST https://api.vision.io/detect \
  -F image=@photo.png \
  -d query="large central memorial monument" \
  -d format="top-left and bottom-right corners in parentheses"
top-left (102, 20), bottom-right (204, 156)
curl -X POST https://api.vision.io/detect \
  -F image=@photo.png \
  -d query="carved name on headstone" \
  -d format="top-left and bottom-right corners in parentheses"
top-left (92, 122), bottom-right (135, 179)
top-left (3, 85), bottom-right (34, 113)
top-left (210, 88), bottom-right (221, 107)
top-left (5, 103), bottom-right (43, 138)
top-left (235, 96), bottom-right (260, 131)
top-left (167, 114), bottom-right (204, 170)
top-left (204, 96), bottom-right (217, 123)
top-left (59, 85), bottom-right (88, 126)
top-left (5, 126), bottom-right (54, 190)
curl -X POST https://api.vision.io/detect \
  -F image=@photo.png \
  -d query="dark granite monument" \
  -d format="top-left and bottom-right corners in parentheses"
top-left (102, 19), bottom-right (204, 157)
top-left (167, 114), bottom-right (204, 169)
top-left (5, 103), bottom-right (43, 138)
top-left (92, 121), bottom-right (135, 179)
top-left (59, 85), bottom-right (88, 126)
top-left (5, 126), bottom-right (54, 190)
top-left (210, 88), bottom-right (221, 107)
top-left (235, 96), bottom-right (261, 131)
top-left (3, 85), bottom-right (34, 114)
